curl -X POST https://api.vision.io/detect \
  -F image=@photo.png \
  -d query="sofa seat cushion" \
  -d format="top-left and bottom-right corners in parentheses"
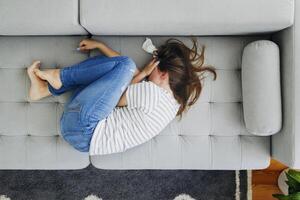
top-left (0, 0), bottom-right (87, 35)
top-left (0, 36), bottom-right (90, 169)
top-left (80, 0), bottom-right (294, 35)
top-left (0, 35), bottom-right (272, 169)
top-left (89, 36), bottom-right (271, 169)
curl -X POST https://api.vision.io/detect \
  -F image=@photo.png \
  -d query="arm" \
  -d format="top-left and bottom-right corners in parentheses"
top-left (117, 59), bottom-right (160, 107)
top-left (79, 39), bottom-right (160, 107)
top-left (79, 39), bottom-right (121, 57)
top-left (131, 70), bottom-right (147, 84)
top-left (116, 70), bottom-right (147, 107)
top-left (95, 42), bottom-right (120, 57)
top-left (79, 39), bottom-right (154, 82)
top-left (80, 39), bottom-right (144, 76)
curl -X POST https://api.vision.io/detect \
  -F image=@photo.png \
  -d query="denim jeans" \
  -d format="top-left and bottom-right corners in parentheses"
top-left (48, 55), bottom-right (136, 152)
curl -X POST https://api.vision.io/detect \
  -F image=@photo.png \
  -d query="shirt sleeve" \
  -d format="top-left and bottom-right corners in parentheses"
top-left (126, 81), bottom-right (161, 114)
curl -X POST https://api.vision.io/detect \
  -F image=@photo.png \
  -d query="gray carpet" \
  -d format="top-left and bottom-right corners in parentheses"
top-left (0, 165), bottom-right (248, 200)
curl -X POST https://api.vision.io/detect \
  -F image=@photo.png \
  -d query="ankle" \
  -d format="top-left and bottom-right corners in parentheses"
top-left (54, 69), bottom-right (62, 88)
top-left (54, 69), bottom-right (60, 79)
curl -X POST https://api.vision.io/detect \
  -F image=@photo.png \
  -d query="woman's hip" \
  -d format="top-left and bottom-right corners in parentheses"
top-left (59, 109), bottom-right (97, 152)
top-left (59, 58), bottom-right (136, 151)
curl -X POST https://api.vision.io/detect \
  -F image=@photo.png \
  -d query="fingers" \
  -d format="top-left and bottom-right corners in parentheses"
top-left (148, 58), bottom-right (158, 66)
top-left (79, 46), bottom-right (87, 51)
top-left (151, 60), bottom-right (160, 68)
top-left (78, 40), bottom-right (86, 52)
top-left (79, 39), bottom-right (86, 47)
top-left (79, 39), bottom-right (90, 52)
top-left (78, 38), bottom-right (98, 52)
top-left (152, 57), bottom-right (160, 64)
top-left (143, 58), bottom-right (160, 76)
top-left (149, 59), bottom-right (159, 68)
top-left (79, 39), bottom-right (90, 49)
top-left (154, 60), bottom-right (160, 66)
top-left (149, 60), bottom-right (160, 73)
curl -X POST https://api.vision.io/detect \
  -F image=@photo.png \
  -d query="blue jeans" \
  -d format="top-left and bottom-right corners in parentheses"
top-left (48, 55), bottom-right (136, 152)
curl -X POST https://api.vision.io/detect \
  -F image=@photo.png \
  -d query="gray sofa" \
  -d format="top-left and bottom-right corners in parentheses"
top-left (0, 0), bottom-right (297, 170)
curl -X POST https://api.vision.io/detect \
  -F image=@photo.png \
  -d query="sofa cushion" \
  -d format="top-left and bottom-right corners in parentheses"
top-left (89, 36), bottom-right (271, 169)
top-left (80, 0), bottom-right (294, 35)
top-left (0, 36), bottom-right (90, 169)
top-left (0, 0), bottom-right (87, 35)
top-left (0, 35), bottom-right (272, 169)
top-left (242, 40), bottom-right (282, 136)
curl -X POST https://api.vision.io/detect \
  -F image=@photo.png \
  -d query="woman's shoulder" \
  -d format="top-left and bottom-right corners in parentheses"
top-left (138, 80), bottom-right (163, 93)
top-left (147, 81), bottom-right (180, 110)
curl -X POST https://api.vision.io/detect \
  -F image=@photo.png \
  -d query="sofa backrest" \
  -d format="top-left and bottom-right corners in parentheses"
top-left (0, 0), bottom-right (294, 36)
top-left (80, 0), bottom-right (294, 35)
top-left (0, 0), bottom-right (87, 35)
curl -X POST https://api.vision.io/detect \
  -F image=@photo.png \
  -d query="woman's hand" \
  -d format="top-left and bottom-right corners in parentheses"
top-left (143, 59), bottom-right (160, 76)
top-left (79, 39), bottom-right (101, 51)
top-left (79, 39), bottom-right (121, 57)
top-left (129, 59), bottom-right (159, 84)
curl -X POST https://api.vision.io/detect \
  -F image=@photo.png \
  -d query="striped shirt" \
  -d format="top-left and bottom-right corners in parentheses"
top-left (89, 80), bottom-right (180, 155)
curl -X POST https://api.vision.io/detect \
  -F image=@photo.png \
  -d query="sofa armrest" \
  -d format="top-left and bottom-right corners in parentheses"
top-left (271, 1), bottom-right (300, 168)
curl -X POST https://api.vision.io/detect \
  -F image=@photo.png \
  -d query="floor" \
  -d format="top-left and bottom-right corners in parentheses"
top-left (252, 159), bottom-right (287, 200)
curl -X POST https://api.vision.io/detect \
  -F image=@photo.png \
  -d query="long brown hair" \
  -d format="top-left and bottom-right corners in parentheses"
top-left (154, 38), bottom-right (217, 118)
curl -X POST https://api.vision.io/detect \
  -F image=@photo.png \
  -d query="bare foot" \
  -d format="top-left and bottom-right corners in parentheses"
top-left (27, 61), bottom-right (51, 101)
top-left (34, 67), bottom-right (62, 90)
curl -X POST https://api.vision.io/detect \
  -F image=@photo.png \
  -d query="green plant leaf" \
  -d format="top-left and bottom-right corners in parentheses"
top-left (288, 170), bottom-right (300, 184)
top-left (288, 192), bottom-right (300, 200)
top-left (272, 194), bottom-right (289, 200)
top-left (273, 192), bottom-right (300, 200)
top-left (289, 186), bottom-right (297, 195)
top-left (286, 180), bottom-right (300, 192)
top-left (286, 172), bottom-right (300, 189)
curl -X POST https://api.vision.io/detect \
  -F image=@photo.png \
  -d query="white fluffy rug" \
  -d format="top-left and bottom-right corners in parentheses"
top-left (0, 196), bottom-right (10, 200)
top-left (83, 194), bottom-right (196, 200)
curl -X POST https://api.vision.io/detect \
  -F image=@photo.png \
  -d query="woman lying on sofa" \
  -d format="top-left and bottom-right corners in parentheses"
top-left (26, 38), bottom-right (216, 155)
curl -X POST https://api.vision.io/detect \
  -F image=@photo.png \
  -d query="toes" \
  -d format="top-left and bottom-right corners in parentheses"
top-left (32, 61), bottom-right (41, 68)
top-left (28, 61), bottom-right (41, 72)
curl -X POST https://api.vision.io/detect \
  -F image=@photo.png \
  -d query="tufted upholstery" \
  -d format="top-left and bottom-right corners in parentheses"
top-left (0, 0), bottom-right (297, 170)
top-left (0, 35), bottom-right (272, 169)
top-left (89, 36), bottom-right (271, 169)
top-left (0, 36), bottom-right (90, 169)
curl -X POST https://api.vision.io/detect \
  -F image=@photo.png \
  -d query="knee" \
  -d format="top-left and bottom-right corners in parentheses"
top-left (65, 104), bottom-right (81, 114)
top-left (119, 56), bottom-right (137, 73)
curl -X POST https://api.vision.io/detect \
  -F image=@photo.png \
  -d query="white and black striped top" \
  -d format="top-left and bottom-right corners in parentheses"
top-left (89, 80), bottom-right (180, 155)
